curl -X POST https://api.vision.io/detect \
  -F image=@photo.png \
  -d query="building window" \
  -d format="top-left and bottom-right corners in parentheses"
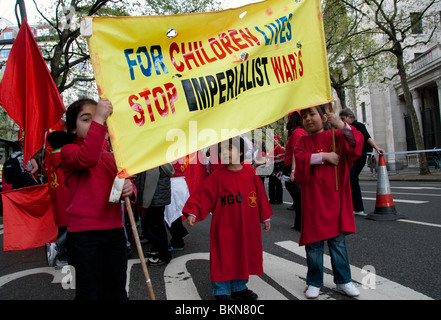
top-left (0, 49), bottom-right (10, 58)
top-left (410, 12), bottom-right (423, 34)
top-left (36, 28), bottom-right (50, 37)
top-left (3, 32), bottom-right (13, 40)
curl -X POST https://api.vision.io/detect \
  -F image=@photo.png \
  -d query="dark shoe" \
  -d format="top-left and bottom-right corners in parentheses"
top-left (214, 295), bottom-right (231, 300)
top-left (231, 288), bottom-right (258, 300)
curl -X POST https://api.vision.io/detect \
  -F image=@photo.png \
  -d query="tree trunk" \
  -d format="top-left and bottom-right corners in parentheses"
top-left (395, 47), bottom-right (431, 175)
top-left (333, 84), bottom-right (348, 109)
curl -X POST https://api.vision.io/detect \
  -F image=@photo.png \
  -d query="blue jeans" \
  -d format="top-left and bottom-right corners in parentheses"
top-left (211, 279), bottom-right (248, 296)
top-left (305, 234), bottom-right (352, 287)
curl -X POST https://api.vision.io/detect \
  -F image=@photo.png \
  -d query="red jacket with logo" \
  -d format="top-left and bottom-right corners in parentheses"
top-left (183, 164), bottom-right (273, 282)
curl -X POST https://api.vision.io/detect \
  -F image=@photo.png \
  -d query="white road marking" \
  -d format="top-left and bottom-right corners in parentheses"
top-left (361, 190), bottom-right (441, 227)
top-left (362, 197), bottom-right (428, 204)
top-left (396, 219), bottom-right (441, 228)
top-left (363, 190), bottom-right (441, 197)
top-left (392, 186), bottom-right (441, 190)
top-left (0, 266), bottom-right (73, 287)
top-left (262, 251), bottom-right (333, 300)
top-left (162, 241), bottom-right (432, 300)
top-left (164, 252), bottom-right (208, 300)
top-left (275, 240), bottom-right (433, 300)
top-left (0, 242), bottom-right (434, 300)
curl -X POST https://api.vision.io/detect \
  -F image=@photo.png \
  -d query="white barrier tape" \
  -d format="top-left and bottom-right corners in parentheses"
top-left (368, 148), bottom-right (441, 155)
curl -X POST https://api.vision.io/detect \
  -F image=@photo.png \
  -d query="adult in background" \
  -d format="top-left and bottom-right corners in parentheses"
top-left (252, 138), bottom-right (267, 185)
top-left (339, 109), bottom-right (385, 216)
top-left (283, 111), bottom-right (306, 230)
top-left (6, 141), bottom-right (39, 189)
top-left (136, 163), bottom-right (175, 265)
top-left (268, 135), bottom-right (284, 204)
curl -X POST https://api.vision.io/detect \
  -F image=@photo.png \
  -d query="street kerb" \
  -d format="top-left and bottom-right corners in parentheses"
top-left (366, 154), bottom-right (406, 221)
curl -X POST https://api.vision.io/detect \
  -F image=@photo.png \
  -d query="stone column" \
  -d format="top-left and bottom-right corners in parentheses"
top-left (385, 86), bottom-right (396, 171)
top-left (436, 78), bottom-right (441, 127)
top-left (411, 89), bottom-right (423, 134)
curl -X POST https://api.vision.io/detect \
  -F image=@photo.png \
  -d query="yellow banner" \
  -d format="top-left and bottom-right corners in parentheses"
top-left (84, 0), bottom-right (332, 177)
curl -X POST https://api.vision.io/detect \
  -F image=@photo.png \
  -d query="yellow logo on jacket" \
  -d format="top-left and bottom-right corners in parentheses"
top-left (248, 191), bottom-right (258, 208)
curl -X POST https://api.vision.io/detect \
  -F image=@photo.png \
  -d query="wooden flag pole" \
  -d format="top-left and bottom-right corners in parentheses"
top-left (328, 102), bottom-right (338, 191)
top-left (125, 196), bottom-right (156, 300)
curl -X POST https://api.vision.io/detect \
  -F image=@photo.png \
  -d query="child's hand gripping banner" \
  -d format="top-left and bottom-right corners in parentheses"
top-left (82, 0), bottom-right (332, 177)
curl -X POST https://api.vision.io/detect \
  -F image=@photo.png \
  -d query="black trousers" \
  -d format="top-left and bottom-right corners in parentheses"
top-left (142, 205), bottom-right (171, 262)
top-left (67, 228), bottom-right (128, 300)
top-left (269, 174), bottom-right (283, 203)
top-left (168, 218), bottom-right (189, 247)
top-left (283, 165), bottom-right (302, 230)
top-left (350, 156), bottom-right (366, 212)
top-left (285, 180), bottom-right (302, 230)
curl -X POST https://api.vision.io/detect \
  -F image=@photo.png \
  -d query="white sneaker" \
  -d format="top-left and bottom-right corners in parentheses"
top-left (304, 285), bottom-right (321, 299)
top-left (354, 211), bottom-right (367, 216)
top-left (336, 282), bottom-right (360, 297)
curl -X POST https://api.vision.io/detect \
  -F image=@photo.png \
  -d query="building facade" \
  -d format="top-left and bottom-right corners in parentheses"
top-left (345, 1), bottom-right (441, 171)
top-left (1, 17), bottom-right (54, 73)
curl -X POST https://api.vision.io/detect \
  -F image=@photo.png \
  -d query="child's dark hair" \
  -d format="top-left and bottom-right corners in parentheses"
top-left (65, 98), bottom-right (98, 142)
top-left (286, 111), bottom-right (303, 135)
top-left (300, 104), bottom-right (330, 130)
top-left (47, 131), bottom-right (70, 149)
top-left (217, 136), bottom-right (247, 163)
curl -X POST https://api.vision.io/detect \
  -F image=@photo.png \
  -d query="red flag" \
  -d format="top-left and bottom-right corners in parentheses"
top-left (2, 184), bottom-right (58, 251)
top-left (0, 19), bottom-right (65, 168)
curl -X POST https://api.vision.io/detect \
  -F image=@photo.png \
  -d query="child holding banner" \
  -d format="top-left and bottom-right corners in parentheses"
top-left (61, 98), bottom-right (134, 300)
top-left (183, 136), bottom-right (272, 300)
top-left (294, 105), bottom-right (363, 299)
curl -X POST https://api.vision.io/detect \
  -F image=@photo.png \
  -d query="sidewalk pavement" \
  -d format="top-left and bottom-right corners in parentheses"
top-left (359, 168), bottom-right (441, 182)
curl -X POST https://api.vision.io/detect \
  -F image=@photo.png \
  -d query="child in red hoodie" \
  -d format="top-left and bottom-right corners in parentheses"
top-left (61, 98), bottom-right (134, 300)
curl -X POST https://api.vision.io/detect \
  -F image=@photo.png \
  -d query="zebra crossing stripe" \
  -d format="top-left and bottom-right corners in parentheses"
top-left (275, 241), bottom-right (432, 300)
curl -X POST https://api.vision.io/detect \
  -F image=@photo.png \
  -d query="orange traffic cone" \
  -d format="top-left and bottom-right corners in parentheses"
top-left (366, 155), bottom-right (406, 221)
